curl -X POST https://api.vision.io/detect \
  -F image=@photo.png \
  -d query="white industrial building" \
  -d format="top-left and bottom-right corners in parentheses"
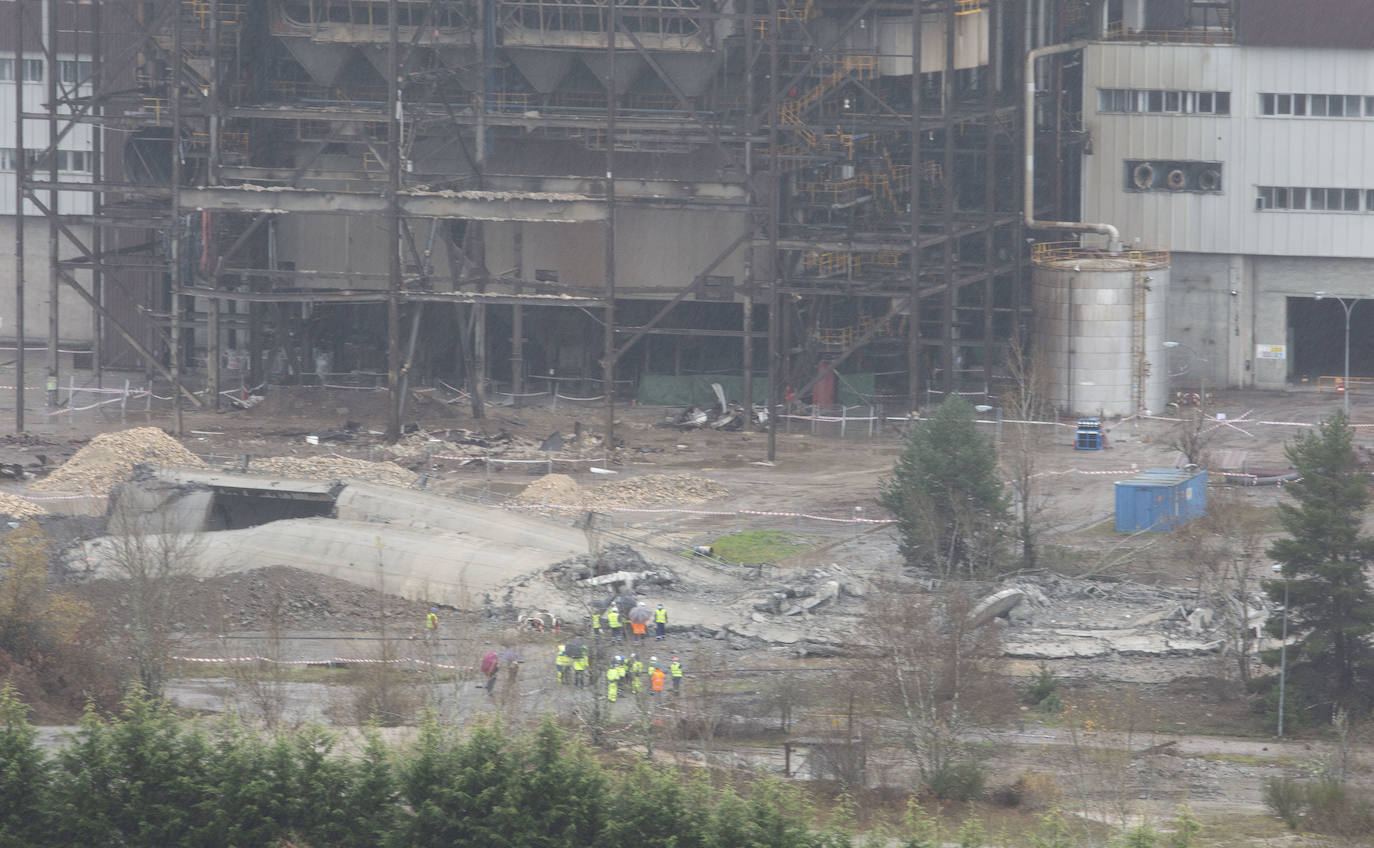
top-left (1080, 0), bottom-right (1374, 396)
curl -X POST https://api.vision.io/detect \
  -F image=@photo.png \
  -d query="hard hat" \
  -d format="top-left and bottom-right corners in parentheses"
top-left (615, 655), bottom-right (623, 662)
top-left (651, 656), bottom-right (658, 663)
top-left (430, 607), bottom-right (438, 611)
top-left (657, 603), bottom-right (664, 608)
top-left (672, 656), bottom-right (678, 661)
top-left (631, 653), bottom-right (638, 659)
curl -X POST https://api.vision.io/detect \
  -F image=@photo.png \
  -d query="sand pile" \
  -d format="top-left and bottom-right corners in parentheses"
top-left (246, 455), bottom-right (418, 487)
top-left (0, 492), bottom-right (47, 518)
top-left (514, 473), bottom-right (726, 508)
top-left (32, 427), bottom-right (203, 494)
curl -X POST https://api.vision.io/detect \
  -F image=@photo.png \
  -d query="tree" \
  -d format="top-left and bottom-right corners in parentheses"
top-left (880, 396), bottom-right (1010, 578)
top-left (1001, 335), bottom-right (1052, 570)
top-left (103, 495), bottom-right (204, 700)
top-left (0, 683), bottom-right (48, 848)
top-left (1264, 411), bottom-right (1374, 711)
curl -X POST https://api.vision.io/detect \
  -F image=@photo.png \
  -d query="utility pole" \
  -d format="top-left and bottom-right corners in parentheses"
top-left (602, 0), bottom-right (618, 456)
top-left (385, 0), bottom-right (402, 441)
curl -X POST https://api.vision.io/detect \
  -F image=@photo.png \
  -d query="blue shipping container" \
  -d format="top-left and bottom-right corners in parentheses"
top-left (1114, 468), bottom-right (1207, 532)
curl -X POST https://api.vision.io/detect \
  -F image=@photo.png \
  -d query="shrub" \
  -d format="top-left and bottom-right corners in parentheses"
top-left (926, 761), bottom-right (984, 802)
top-left (1263, 777), bottom-right (1305, 830)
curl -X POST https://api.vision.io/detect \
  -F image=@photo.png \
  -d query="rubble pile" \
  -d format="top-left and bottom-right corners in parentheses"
top-left (513, 473), bottom-right (727, 508)
top-left (33, 427), bottom-right (204, 494)
top-left (389, 427), bottom-right (606, 463)
top-left (0, 492), bottom-right (47, 518)
top-left (246, 455), bottom-right (418, 487)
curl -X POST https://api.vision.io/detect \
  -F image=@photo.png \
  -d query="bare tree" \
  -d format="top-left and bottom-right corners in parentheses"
top-left (1001, 335), bottom-right (1053, 570)
top-left (1168, 408), bottom-right (1214, 468)
top-left (103, 493), bottom-right (204, 700)
top-left (868, 586), bottom-right (1007, 797)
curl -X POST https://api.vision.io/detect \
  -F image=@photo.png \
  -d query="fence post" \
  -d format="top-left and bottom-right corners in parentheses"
top-left (869, 405), bottom-right (875, 437)
top-left (840, 405), bottom-right (847, 438)
top-left (67, 376), bottom-right (75, 409)
top-left (120, 379), bottom-right (129, 413)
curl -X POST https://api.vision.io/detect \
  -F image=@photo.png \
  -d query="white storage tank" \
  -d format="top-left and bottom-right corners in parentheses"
top-left (1031, 242), bottom-right (1170, 418)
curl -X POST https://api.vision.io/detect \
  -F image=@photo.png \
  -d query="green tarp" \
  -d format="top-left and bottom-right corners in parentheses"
top-left (637, 372), bottom-right (876, 407)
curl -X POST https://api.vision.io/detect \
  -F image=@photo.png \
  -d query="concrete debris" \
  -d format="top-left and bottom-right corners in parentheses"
top-left (969, 588), bottom-right (1027, 628)
top-left (33, 427), bottom-right (204, 494)
top-left (1186, 606), bottom-right (1215, 635)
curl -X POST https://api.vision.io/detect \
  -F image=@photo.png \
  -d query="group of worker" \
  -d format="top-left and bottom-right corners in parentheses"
top-left (553, 643), bottom-right (684, 703)
top-left (592, 603), bottom-right (670, 642)
top-left (604, 653), bottom-right (683, 703)
top-left (554, 643), bottom-right (593, 687)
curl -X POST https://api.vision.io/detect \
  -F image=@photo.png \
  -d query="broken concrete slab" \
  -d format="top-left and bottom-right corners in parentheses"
top-left (969, 588), bottom-right (1026, 627)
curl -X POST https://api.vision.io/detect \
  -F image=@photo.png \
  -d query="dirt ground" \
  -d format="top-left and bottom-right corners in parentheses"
top-left (4, 367), bottom-right (1373, 833)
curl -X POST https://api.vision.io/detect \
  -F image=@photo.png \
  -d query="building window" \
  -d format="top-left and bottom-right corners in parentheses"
top-left (22, 58), bottom-right (42, 81)
top-left (1099, 88), bottom-right (1230, 115)
top-left (0, 58), bottom-right (13, 82)
top-left (0, 148), bottom-right (42, 171)
top-left (1262, 93), bottom-right (1369, 118)
top-left (1259, 186), bottom-right (1367, 212)
top-left (56, 150), bottom-right (90, 172)
top-left (58, 59), bottom-right (92, 85)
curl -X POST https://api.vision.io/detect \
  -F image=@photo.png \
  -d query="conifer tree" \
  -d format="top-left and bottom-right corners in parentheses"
top-left (880, 395), bottom-right (1010, 577)
top-left (1265, 411), bottom-right (1374, 710)
top-left (0, 683), bottom-right (48, 848)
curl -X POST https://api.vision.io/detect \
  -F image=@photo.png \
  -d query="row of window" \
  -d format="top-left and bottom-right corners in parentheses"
top-left (0, 148), bottom-right (92, 173)
top-left (1256, 186), bottom-right (1372, 212)
top-left (1259, 93), bottom-right (1373, 118)
top-left (0, 58), bottom-right (92, 84)
top-left (1098, 89), bottom-right (1230, 115)
top-left (1098, 89), bottom-right (1374, 119)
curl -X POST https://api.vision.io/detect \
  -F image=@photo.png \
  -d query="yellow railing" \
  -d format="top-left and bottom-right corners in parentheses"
top-left (794, 178), bottom-right (867, 205)
top-left (1317, 376), bottom-right (1374, 393)
top-left (1031, 241), bottom-right (1170, 269)
top-left (955, 0), bottom-right (984, 15)
top-left (1103, 21), bottom-right (1233, 44)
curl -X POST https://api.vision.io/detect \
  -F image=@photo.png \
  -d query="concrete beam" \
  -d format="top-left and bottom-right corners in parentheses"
top-left (175, 186), bottom-right (607, 222)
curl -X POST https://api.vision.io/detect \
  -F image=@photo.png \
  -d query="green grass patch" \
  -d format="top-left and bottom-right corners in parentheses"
top-left (710, 530), bottom-right (815, 564)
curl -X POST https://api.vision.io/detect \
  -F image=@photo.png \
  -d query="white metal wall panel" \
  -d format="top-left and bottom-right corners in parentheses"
top-left (1083, 43), bottom-right (1374, 258)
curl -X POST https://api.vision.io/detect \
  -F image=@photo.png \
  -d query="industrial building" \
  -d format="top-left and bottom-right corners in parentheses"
top-left (9, 0), bottom-right (1360, 439)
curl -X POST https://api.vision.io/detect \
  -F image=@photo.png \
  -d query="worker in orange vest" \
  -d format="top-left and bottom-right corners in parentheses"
top-left (649, 661), bottom-right (666, 696)
top-left (630, 619), bottom-right (648, 642)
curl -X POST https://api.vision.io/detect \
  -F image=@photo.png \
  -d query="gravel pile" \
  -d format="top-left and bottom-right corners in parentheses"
top-left (0, 492), bottom-right (46, 518)
top-left (246, 455), bottom-right (418, 487)
top-left (32, 427), bottom-right (204, 494)
top-left (514, 473), bottom-right (726, 508)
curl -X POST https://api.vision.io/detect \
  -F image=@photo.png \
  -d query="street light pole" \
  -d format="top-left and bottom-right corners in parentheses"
top-left (1314, 291), bottom-right (1363, 418)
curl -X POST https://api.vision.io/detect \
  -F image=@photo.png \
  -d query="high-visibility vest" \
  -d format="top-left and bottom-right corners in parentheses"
top-left (573, 656), bottom-right (589, 671)
top-left (650, 668), bottom-right (665, 690)
top-left (426, 612), bottom-right (438, 629)
top-left (655, 607), bottom-right (667, 624)
top-left (631, 621), bottom-right (646, 635)
top-left (669, 661), bottom-right (682, 678)
top-left (607, 667), bottom-right (619, 681)
top-left (556, 653), bottom-right (571, 667)
top-left (632, 660), bottom-right (644, 674)
top-left (606, 609), bottom-right (621, 628)
top-left (592, 612), bottom-right (601, 628)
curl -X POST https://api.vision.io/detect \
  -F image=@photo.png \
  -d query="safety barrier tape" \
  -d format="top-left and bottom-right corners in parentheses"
top-left (432, 453), bottom-right (607, 465)
top-left (175, 655), bottom-right (471, 671)
top-left (505, 502), bottom-right (896, 524)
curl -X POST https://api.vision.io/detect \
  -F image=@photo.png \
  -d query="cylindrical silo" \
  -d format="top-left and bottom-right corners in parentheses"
top-left (1031, 243), bottom-right (1171, 418)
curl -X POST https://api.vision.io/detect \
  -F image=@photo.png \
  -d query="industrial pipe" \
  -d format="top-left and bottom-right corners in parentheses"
top-left (1024, 41), bottom-right (1122, 253)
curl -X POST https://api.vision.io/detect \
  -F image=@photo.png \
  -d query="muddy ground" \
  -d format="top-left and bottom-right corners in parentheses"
top-left (3, 367), bottom-right (1373, 835)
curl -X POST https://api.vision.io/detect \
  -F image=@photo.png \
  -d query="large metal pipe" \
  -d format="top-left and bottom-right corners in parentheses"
top-left (1024, 40), bottom-right (1121, 252)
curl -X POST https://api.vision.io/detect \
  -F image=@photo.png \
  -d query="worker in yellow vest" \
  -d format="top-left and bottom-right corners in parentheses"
top-left (654, 603), bottom-right (668, 640)
top-left (630, 654), bottom-right (644, 693)
top-left (606, 657), bottom-right (624, 702)
top-left (605, 605), bottom-right (622, 641)
top-left (555, 644), bottom-right (571, 684)
top-left (591, 609), bottom-right (602, 636)
top-left (669, 657), bottom-right (683, 694)
top-left (572, 648), bottom-right (589, 687)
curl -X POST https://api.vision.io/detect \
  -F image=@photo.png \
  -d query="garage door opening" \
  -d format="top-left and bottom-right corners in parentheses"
top-left (1287, 295), bottom-right (1374, 384)
top-left (206, 488), bottom-right (337, 531)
